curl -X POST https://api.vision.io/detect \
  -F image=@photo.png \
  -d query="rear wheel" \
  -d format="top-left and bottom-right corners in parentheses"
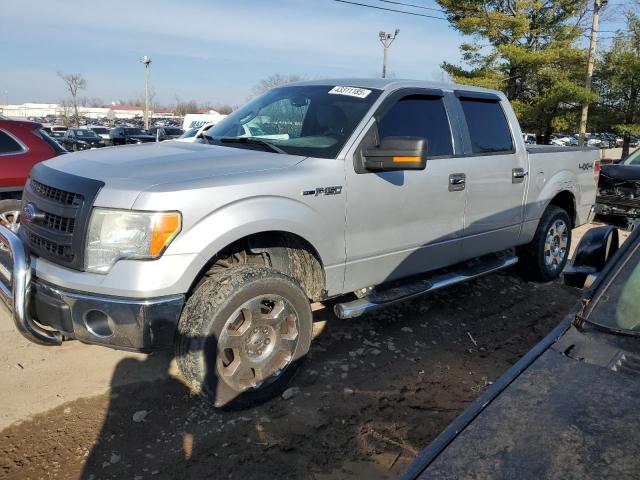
top-left (0, 199), bottom-right (22, 232)
top-left (175, 265), bottom-right (312, 409)
top-left (518, 206), bottom-right (572, 281)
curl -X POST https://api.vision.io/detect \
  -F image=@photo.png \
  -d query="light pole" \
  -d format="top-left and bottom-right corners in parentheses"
top-left (578, 0), bottom-right (606, 146)
top-left (140, 56), bottom-right (152, 129)
top-left (379, 29), bottom-right (399, 79)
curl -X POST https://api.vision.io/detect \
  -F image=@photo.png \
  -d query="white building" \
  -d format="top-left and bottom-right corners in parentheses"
top-left (0, 103), bottom-right (176, 120)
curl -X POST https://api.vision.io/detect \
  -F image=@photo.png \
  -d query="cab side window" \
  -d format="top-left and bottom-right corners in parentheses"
top-left (459, 98), bottom-right (513, 153)
top-left (378, 95), bottom-right (453, 157)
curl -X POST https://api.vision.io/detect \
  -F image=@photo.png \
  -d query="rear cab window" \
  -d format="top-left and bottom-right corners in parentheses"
top-left (458, 96), bottom-right (513, 154)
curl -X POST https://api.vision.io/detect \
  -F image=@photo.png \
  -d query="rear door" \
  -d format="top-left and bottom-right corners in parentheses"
top-left (343, 89), bottom-right (468, 292)
top-left (454, 92), bottom-right (527, 257)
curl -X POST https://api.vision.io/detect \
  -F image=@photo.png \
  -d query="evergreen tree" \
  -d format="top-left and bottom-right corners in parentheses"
top-left (437, 0), bottom-right (594, 140)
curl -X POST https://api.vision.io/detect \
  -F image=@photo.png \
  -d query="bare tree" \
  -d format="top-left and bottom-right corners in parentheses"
top-left (57, 100), bottom-right (72, 127)
top-left (86, 97), bottom-right (104, 108)
top-left (173, 94), bottom-right (200, 116)
top-left (213, 104), bottom-right (234, 115)
top-left (248, 74), bottom-right (306, 99)
top-left (174, 100), bottom-right (199, 117)
top-left (57, 71), bottom-right (86, 127)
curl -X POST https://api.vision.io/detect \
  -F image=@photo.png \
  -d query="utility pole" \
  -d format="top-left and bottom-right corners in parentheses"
top-left (140, 56), bottom-right (152, 130)
top-left (379, 29), bottom-right (400, 79)
top-left (578, 0), bottom-right (606, 146)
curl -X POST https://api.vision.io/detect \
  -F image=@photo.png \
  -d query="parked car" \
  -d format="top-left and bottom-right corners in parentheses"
top-left (0, 119), bottom-right (65, 231)
top-left (50, 125), bottom-right (68, 136)
top-left (598, 132), bottom-right (617, 149)
top-left (58, 128), bottom-right (106, 151)
top-left (182, 112), bottom-right (226, 131)
top-left (0, 79), bottom-right (598, 409)
top-left (147, 126), bottom-right (184, 141)
top-left (109, 126), bottom-right (155, 145)
top-left (87, 126), bottom-right (111, 143)
top-left (522, 133), bottom-right (536, 144)
top-left (402, 225), bottom-right (640, 480)
top-left (596, 147), bottom-right (640, 230)
top-left (176, 122), bottom-right (216, 143)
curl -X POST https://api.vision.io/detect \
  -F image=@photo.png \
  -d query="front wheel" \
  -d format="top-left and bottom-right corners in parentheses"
top-left (175, 265), bottom-right (312, 409)
top-left (518, 206), bottom-right (572, 282)
top-left (0, 199), bottom-right (22, 232)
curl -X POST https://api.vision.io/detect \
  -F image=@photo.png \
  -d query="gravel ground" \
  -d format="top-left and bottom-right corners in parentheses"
top-left (0, 224), bottom-right (629, 480)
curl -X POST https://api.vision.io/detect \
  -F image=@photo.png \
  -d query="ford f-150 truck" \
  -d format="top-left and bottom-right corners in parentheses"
top-left (0, 79), bottom-right (598, 408)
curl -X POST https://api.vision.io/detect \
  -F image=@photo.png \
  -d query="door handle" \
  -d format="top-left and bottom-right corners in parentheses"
top-left (512, 168), bottom-right (528, 183)
top-left (449, 173), bottom-right (466, 192)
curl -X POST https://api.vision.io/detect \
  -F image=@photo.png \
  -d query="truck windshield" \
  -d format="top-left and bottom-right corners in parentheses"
top-left (586, 242), bottom-right (640, 335)
top-left (204, 85), bottom-right (382, 159)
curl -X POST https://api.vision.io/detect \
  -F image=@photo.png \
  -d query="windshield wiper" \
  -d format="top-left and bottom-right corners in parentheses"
top-left (217, 137), bottom-right (286, 154)
top-left (575, 313), bottom-right (640, 338)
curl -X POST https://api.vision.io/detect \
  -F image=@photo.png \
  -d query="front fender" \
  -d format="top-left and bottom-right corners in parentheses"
top-left (166, 195), bottom-right (342, 281)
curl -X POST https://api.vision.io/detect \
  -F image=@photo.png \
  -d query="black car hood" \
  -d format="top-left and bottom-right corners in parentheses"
top-left (417, 347), bottom-right (640, 479)
top-left (79, 137), bottom-right (103, 143)
top-left (601, 164), bottom-right (640, 182)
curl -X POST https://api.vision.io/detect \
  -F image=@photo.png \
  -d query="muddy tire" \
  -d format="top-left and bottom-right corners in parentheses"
top-left (0, 199), bottom-right (22, 232)
top-left (518, 206), bottom-right (572, 282)
top-left (175, 265), bottom-right (312, 409)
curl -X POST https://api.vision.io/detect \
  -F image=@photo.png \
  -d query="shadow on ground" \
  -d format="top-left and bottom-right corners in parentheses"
top-left (0, 271), bottom-right (581, 480)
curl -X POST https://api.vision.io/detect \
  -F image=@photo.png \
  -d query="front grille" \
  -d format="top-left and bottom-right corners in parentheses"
top-left (20, 164), bottom-right (104, 270)
top-left (28, 233), bottom-right (69, 258)
top-left (43, 212), bottom-right (75, 234)
top-left (30, 179), bottom-right (79, 206)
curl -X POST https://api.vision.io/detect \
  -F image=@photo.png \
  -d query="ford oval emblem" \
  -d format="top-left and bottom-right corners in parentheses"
top-left (21, 203), bottom-right (37, 224)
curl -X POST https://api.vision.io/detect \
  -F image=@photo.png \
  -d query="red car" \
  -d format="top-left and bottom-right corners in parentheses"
top-left (0, 120), bottom-right (65, 230)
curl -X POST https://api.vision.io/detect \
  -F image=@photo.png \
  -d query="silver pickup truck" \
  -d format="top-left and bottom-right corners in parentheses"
top-left (0, 79), bottom-right (598, 407)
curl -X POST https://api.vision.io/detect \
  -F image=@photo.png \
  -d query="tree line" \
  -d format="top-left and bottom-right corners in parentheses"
top-left (436, 0), bottom-right (640, 156)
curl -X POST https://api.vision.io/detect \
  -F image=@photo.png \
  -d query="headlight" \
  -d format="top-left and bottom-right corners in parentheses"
top-left (85, 208), bottom-right (181, 273)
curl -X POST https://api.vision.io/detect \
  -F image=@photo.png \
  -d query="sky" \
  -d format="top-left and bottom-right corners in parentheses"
top-left (0, 0), bottom-right (631, 107)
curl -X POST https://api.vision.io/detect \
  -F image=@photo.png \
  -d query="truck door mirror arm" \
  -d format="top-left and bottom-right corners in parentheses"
top-left (364, 136), bottom-right (427, 171)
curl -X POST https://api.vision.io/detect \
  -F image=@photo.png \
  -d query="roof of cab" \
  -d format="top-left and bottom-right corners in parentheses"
top-left (287, 78), bottom-right (503, 96)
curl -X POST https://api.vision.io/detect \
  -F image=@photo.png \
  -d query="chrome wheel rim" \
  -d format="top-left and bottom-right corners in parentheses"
top-left (544, 219), bottom-right (568, 271)
top-left (0, 210), bottom-right (20, 232)
top-left (217, 295), bottom-right (299, 392)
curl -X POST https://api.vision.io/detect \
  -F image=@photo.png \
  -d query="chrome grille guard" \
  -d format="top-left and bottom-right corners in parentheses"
top-left (0, 225), bottom-right (62, 345)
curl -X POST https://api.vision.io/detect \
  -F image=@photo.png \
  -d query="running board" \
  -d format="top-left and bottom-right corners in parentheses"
top-left (334, 252), bottom-right (518, 319)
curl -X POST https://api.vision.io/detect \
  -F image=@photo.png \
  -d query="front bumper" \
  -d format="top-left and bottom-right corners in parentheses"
top-left (0, 225), bottom-right (184, 352)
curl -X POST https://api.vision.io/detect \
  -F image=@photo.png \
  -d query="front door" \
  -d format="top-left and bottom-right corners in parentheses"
top-left (343, 91), bottom-right (468, 292)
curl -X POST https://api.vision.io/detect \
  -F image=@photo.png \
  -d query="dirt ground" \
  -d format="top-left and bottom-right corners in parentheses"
top-left (0, 224), bottom-right (629, 480)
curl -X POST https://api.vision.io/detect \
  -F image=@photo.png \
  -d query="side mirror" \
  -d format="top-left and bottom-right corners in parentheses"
top-left (564, 225), bottom-right (619, 288)
top-left (364, 137), bottom-right (427, 171)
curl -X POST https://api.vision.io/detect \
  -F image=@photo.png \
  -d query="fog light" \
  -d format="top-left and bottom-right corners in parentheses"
top-left (83, 309), bottom-right (113, 338)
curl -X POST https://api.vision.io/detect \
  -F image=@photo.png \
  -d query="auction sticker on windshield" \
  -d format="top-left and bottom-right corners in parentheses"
top-left (328, 86), bottom-right (372, 99)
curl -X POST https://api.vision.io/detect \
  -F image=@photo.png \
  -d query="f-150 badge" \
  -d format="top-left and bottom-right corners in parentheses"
top-left (302, 186), bottom-right (343, 196)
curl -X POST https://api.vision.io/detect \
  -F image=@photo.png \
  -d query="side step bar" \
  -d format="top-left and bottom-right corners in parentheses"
top-left (334, 252), bottom-right (518, 319)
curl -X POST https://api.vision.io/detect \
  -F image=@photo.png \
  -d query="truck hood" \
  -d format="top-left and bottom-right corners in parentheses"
top-left (43, 141), bottom-right (305, 191)
top-left (601, 164), bottom-right (640, 182)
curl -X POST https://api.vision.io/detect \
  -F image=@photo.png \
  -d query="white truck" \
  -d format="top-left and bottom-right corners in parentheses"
top-left (0, 79), bottom-right (598, 408)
